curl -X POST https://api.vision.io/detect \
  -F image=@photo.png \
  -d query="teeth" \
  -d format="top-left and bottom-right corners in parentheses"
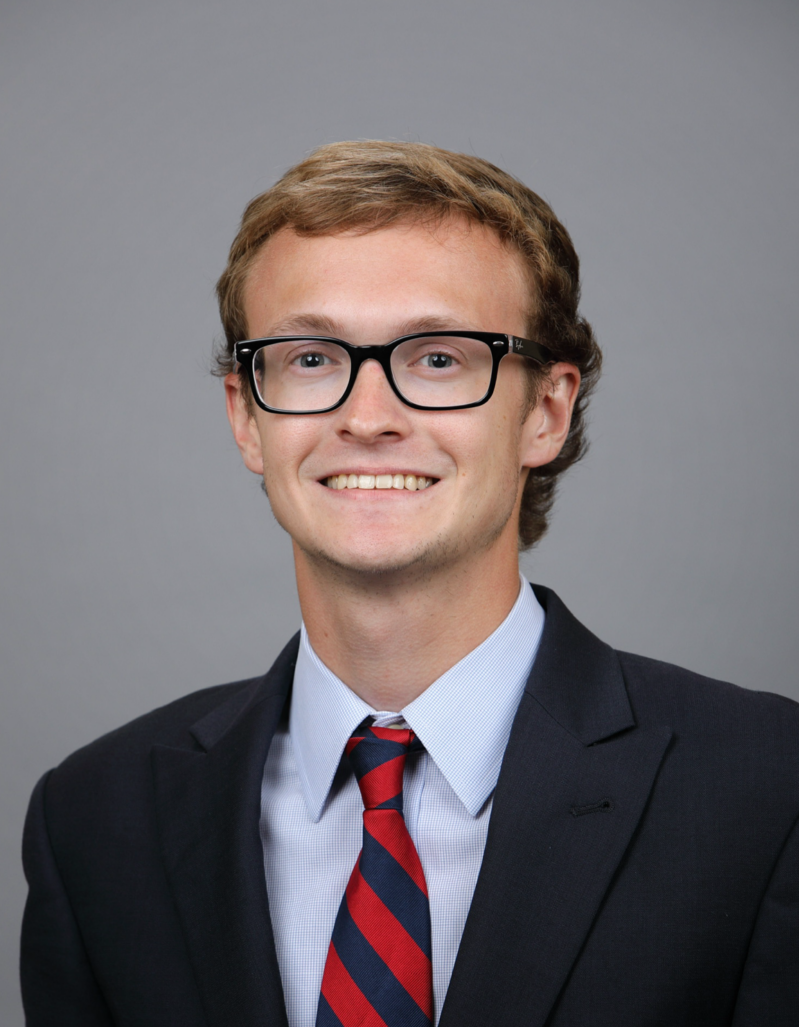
top-left (326, 474), bottom-right (435, 490)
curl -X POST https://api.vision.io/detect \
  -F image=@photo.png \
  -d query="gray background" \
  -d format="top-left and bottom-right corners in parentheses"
top-left (1, 0), bottom-right (797, 1019)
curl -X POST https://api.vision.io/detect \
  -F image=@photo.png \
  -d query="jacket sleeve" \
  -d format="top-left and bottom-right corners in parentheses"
top-left (732, 812), bottom-right (799, 1025)
top-left (20, 771), bottom-right (114, 1026)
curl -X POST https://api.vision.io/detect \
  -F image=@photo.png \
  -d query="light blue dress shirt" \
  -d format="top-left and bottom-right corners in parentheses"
top-left (260, 576), bottom-right (545, 1027)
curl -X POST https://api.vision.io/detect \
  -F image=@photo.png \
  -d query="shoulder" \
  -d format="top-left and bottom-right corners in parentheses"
top-left (40, 676), bottom-right (265, 813)
top-left (67, 676), bottom-right (264, 762)
top-left (617, 649), bottom-right (799, 794)
top-left (36, 627), bottom-right (301, 820)
top-left (618, 648), bottom-right (799, 732)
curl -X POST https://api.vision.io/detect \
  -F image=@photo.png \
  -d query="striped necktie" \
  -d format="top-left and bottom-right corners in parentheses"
top-left (316, 724), bottom-right (433, 1027)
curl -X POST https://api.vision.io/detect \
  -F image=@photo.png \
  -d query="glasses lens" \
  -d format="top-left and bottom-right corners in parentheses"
top-left (252, 340), bottom-right (351, 412)
top-left (390, 336), bottom-right (493, 407)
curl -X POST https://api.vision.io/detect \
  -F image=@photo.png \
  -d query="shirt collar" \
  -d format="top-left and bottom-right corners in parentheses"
top-left (290, 576), bottom-right (545, 821)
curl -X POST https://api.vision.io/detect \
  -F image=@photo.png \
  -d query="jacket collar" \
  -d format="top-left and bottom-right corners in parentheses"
top-left (439, 586), bottom-right (671, 1027)
top-left (526, 583), bottom-right (636, 744)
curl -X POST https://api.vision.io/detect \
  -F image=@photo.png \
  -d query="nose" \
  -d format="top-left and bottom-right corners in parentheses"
top-left (335, 358), bottom-right (411, 444)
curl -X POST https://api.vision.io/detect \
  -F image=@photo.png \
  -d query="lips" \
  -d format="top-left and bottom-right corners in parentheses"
top-left (324, 474), bottom-right (436, 491)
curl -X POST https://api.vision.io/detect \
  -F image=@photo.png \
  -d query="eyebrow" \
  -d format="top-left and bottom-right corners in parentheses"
top-left (261, 313), bottom-right (476, 340)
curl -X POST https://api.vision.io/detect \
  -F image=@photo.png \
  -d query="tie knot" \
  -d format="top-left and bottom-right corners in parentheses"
top-left (346, 725), bottom-right (417, 811)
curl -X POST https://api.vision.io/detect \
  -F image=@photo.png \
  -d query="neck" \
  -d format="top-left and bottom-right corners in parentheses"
top-left (294, 537), bottom-right (522, 711)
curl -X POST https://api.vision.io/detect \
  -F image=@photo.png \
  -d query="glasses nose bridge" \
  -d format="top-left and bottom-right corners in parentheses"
top-left (337, 343), bottom-right (410, 425)
top-left (346, 343), bottom-right (397, 392)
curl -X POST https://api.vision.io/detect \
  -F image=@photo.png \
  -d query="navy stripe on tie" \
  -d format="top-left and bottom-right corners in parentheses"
top-left (360, 830), bottom-right (432, 957)
top-left (349, 734), bottom-right (409, 779)
top-left (315, 993), bottom-right (343, 1027)
top-left (374, 794), bottom-right (403, 810)
top-left (331, 901), bottom-right (430, 1027)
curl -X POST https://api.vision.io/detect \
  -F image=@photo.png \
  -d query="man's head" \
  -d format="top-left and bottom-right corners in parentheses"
top-left (217, 141), bottom-right (601, 554)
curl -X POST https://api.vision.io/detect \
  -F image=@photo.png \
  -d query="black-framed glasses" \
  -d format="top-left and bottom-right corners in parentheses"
top-left (234, 331), bottom-right (554, 414)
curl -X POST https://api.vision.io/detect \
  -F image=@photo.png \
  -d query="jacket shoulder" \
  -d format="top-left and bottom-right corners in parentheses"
top-left (618, 648), bottom-right (799, 717)
top-left (47, 675), bottom-right (265, 789)
top-left (40, 632), bottom-right (300, 821)
top-left (617, 649), bottom-right (799, 777)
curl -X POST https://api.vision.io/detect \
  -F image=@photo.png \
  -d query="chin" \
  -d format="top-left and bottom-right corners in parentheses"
top-left (299, 533), bottom-right (463, 581)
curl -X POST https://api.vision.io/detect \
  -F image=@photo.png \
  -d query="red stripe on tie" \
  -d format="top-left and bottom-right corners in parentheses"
top-left (368, 726), bottom-right (411, 743)
top-left (320, 944), bottom-right (390, 1027)
top-left (346, 870), bottom-right (433, 1018)
top-left (364, 810), bottom-right (428, 895)
top-left (357, 754), bottom-right (406, 809)
top-left (345, 736), bottom-right (365, 756)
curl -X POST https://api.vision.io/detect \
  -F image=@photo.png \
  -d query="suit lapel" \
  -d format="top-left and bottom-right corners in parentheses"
top-left (151, 635), bottom-right (299, 1027)
top-left (440, 588), bottom-right (672, 1027)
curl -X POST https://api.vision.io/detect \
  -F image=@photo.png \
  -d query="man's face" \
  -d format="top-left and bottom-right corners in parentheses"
top-left (228, 218), bottom-right (575, 579)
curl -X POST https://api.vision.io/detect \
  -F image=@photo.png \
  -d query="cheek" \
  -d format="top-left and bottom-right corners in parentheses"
top-left (438, 401), bottom-right (523, 472)
top-left (257, 419), bottom-right (321, 484)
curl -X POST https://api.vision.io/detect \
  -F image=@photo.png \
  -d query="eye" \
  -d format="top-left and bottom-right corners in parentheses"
top-left (419, 352), bottom-right (456, 369)
top-left (294, 351), bottom-right (331, 368)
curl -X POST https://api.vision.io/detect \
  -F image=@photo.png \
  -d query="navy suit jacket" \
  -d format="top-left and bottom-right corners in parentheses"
top-left (21, 586), bottom-right (799, 1025)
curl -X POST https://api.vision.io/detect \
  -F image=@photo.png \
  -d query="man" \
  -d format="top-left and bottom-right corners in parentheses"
top-left (21, 141), bottom-right (799, 1026)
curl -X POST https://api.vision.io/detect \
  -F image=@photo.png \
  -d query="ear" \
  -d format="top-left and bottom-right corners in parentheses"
top-left (519, 363), bottom-right (581, 469)
top-left (224, 373), bottom-right (265, 476)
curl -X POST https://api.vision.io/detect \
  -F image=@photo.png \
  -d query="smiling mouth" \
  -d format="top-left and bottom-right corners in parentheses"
top-left (323, 474), bottom-right (437, 491)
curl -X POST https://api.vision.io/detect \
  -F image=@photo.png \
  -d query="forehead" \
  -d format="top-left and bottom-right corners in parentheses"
top-left (242, 217), bottom-right (531, 339)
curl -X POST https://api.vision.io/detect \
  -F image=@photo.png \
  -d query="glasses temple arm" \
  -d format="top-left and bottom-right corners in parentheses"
top-left (506, 335), bottom-right (555, 365)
